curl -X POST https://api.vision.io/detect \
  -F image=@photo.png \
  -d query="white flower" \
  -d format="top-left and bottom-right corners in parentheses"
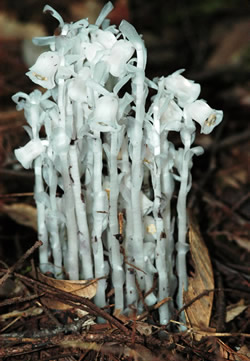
top-left (159, 99), bottom-right (183, 132)
top-left (105, 40), bottom-right (134, 77)
top-left (12, 90), bottom-right (53, 139)
top-left (119, 20), bottom-right (147, 69)
top-left (12, 89), bottom-right (49, 110)
top-left (185, 100), bottom-right (223, 134)
top-left (165, 70), bottom-right (201, 107)
top-left (91, 29), bottom-right (117, 49)
top-left (90, 95), bottom-right (119, 132)
top-left (83, 42), bottom-right (104, 63)
top-left (15, 139), bottom-right (46, 169)
top-left (26, 51), bottom-right (61, 89)
top-left (68, 67), bottom-right (91, 103)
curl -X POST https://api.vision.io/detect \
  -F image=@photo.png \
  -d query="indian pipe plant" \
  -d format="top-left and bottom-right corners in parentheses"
top-left (13, 2), bottom-right (223, 325)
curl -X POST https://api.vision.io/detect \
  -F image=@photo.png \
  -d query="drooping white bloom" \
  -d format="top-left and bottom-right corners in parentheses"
top-left (165, 69), bottom-right (201, 107)
top-left (91, 29), bottom-right (117, 49)
top-left (105, 40), bottom-right (134, 77)
top-left (90, 95), bottom-right (119, 132)
top-left (185, 99), bottom-right (223, 134)
top-left (26, 51), bottom-right (61, 89)
top-left (12, 90), bottom-right (53, 139)
top-left (68, 67), bottom-right (91, 103)
top-left (119, 20), bottom-right (147, 70)
top-left (15, 139), bottom-right (46, 169)
top-left (83, 41), bottom-right (104, 63)
top-left (160, 99), bottom-right (183, 132)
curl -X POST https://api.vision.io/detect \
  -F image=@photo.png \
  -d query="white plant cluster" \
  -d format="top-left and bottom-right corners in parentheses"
top-left (13, 2), bottom-right (223, 324)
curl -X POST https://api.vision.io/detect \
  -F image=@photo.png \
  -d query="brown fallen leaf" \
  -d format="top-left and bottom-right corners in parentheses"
top-left (37, 270), bottom-right (97, 313)
top-left (217, 339), bottom-right (250, 361)
top-left (183, 213), bottom-right (214, 337)
top-left (236, 345), bottom-right (250, 361)
top-left (225, 299), bottom-right (248, 323)
top-left (135, 321), bottom-right (153, 336)
top-left (1, 203), bottom-right (37, 230)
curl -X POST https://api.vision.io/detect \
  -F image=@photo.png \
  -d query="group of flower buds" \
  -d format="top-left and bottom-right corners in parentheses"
top-left (13, 2), bottom-right (223, 325)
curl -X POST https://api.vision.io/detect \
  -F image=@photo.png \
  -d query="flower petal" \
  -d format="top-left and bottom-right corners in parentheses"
top-left (185, 100), bottom-right (223, 134)
top-left (26, 51), bottom-right (61, 89)
top-left (15, 139), bottom-right (45, 169)
top-left (90, 95), bottom-right (119, 132)
top-left (106, 40), bottom-right (134, 77)
top-left (165, 70), bottom-right (201, 107)
top-left (160, 99), bottom-right (183, 132)
top-left (91, 29), bottom-right (117, 49)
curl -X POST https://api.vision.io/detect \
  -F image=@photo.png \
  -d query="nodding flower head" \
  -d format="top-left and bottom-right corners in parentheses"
top-left (105, 40), bottom-right (135, 77)
top-left (159, 99), bottom-right (183, 132)
top-left (90, 95), bottom-right (120, 132)
top-left (185, 99), bottom-right (223, 134)
top-left (14, 139), bottom-right (46, 169)
top-left (26, 51), bottom-right (61, 89)
top-left (165, 69), bottom-right (201, 107)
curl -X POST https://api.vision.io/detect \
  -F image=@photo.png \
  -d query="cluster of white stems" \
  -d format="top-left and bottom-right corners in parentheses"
top-left (13, 3), bottom-right (223, 325)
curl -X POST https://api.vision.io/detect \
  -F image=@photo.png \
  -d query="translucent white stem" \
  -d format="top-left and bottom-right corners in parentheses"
top-left (69, 144), bottom-right (93, 280)
top-left (176, 144), bottom-right (190, 317)
top-left (34, 157), bottom-right (50, 273)
top-left (130, 45), bottom-right (147, 292)
top-left (109, 131), bottom-right (124, 311)
top-left (120, 138), bottom-right (138, 308)
top-left (125, 210), bottom-right (137, 307)
top-left (152, 134), bottom-right (170, 324)
top-left (119, 21), bottom-right (148, 292)
top-left (75, 102), bottom-right (84, 138)
top-left (92, 134), bottom-right (106, 308)
top-left (47, 161), bottom-right (63, 278)
top-left (58, 78), bottom-right (66, 128)
top-left (84, 138), bottom-right (94, 221)
top-left (162, 199), bottom-right (176, 301)
top-left (161, 137), bottom-right (176, 303)
top-left (59, 152), bottom-right (79, 280)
